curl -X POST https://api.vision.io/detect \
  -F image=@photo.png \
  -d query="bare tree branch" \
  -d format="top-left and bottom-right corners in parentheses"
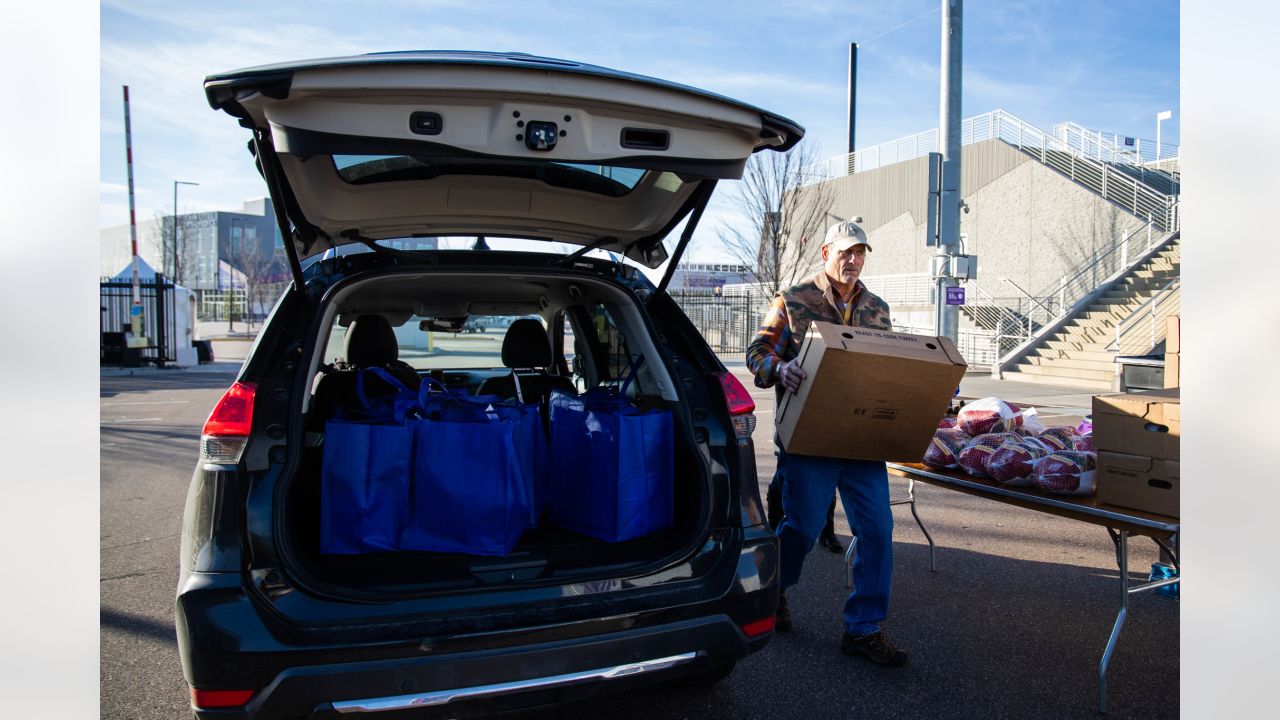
top-left (147, 210), bottom-right (201, 285)
top-left (717, 142), bottom-right (837, 296)
top-left (227, 232), bottom-right (286, 330)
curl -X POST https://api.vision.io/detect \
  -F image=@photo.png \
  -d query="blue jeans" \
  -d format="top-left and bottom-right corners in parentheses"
top-left (776, 452), bottom-right (893, 637)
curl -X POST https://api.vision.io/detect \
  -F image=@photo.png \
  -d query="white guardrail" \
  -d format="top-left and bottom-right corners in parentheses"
top-left (806, 109), bottom-right (1179, 232)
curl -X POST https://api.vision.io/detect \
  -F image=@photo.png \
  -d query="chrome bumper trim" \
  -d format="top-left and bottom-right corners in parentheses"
top-left (331, 652), bottom-right (698, 713)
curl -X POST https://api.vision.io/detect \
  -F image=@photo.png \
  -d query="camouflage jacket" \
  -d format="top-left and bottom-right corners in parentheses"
top-left (745, 270), bottom-right (892, 390)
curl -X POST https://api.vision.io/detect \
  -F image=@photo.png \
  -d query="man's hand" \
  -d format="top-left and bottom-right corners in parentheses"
top-left (778, 359), bottom-right (807, 394)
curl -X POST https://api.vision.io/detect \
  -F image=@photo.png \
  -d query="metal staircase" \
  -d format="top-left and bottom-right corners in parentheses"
top-left (998, 240), bottom-right (1180, 389)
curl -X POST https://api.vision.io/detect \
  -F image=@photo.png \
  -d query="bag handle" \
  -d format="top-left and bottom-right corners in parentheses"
top-left (355, 367), bottom-right (410, 410)
top-left (415, 376), bottom-right (451, 408)
top-left (617, 354), bottom-right (645, 396)
top-left (355, 367), bottom-right (416, 423)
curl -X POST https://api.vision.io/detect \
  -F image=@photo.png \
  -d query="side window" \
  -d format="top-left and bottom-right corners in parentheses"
top-left (567, 303), bottom-right (638, 391)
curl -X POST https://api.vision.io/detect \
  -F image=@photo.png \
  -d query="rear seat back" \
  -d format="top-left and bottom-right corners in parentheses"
top-left (477, 319), bottom-right (574, 407)
top-left (310, 315), bottom-right (421, 429)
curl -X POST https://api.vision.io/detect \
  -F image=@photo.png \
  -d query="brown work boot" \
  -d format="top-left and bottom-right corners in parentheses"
top-left (841, 630), bottom-right (907, 667)
top-left (775, 591), bottom-right (792, 632)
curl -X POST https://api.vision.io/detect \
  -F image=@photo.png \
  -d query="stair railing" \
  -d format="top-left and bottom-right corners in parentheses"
top-left (805, 109), bottom-right (1179, 232)
top-left (1051, 121), bottom-right (1180, 167)
top-left (989, 226), bottom-right (1177, 370)
top-left (1108, 278), bottom-right (1181, 356)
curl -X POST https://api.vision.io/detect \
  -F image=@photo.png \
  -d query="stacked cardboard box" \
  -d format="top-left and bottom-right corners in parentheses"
top-left (1164, 315), bottom-right (1180, 388)
top-left (1092, 388), bottom-right (1180, 517)
top-left (776, 323), bottom-right (968, 462)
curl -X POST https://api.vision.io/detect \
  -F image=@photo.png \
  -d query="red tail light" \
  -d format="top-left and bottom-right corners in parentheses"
top-left (741, 615), bottom-right (776, 638)
top-left (200, 382), bottom-right (257, 464)
top-left (202, 381), bottom-right (258, 436)
top-left (715, 371), bottom-right (757, 440)
top-left (190, 688), bottom-right (255, 709)
top-left (715, 371), bottom-right (755, 415)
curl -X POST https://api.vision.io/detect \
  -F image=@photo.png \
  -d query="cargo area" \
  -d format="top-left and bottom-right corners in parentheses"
top-left (277, 268), bottom-right (713, 594)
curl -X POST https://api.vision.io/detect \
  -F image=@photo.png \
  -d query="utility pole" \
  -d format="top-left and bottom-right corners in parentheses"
top-left (847, 42), bottom-right (859, 159)
top-left (935, 0), bottom-right (964, 343)
top-left (173, 180), bottom-right (198, 283)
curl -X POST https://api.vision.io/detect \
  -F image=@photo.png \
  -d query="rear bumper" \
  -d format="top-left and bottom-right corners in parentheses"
top-left (180, 532), bottom-right (778, 719)
top-left (203, 615), bottom-right (762, 719)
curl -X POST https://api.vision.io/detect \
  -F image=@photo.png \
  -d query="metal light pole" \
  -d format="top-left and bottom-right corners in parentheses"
top-left (1155, 110), bottom-right (1172, 162)
top-left (935, 0), bottom-right (964, 343)
top-left (173, 180), bottom-right (198, 282)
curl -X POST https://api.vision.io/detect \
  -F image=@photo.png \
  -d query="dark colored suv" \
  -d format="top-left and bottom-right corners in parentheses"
top-left (178, 51), bottom-right (803, 718)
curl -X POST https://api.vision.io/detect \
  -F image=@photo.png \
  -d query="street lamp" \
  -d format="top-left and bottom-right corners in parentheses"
top-left (173, 180), bottom-right (199, 281)
top-left (1155, 110), bottom-right (1172, 162)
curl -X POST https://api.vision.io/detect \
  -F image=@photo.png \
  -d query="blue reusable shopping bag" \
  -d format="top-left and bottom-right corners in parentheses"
top-left (320, 368), bottom-right (416, 554)
top-left (548, 358), bottom-right (674, 543)
top-left (400, 378), bottom-right (538, 556)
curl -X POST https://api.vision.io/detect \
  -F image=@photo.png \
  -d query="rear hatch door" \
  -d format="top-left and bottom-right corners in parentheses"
top-left (205, 51), bottom-right (804, 273)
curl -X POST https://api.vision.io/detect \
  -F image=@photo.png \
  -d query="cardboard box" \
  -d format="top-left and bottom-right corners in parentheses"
top-left (775, 323), bottom-right (968, 462)
top-left (1096, 450), bottom-right (1179, 518)
top-left (1092, 389), bottom-right (1180, 460)
top-left (1163, 352), bottom-right (1180, 388)
top-left (1165, 315), bottom-right (1180, 354)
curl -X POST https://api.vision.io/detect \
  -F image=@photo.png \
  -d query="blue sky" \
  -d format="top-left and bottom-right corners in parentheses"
top-left (99, 0), bottom-right (1179, 262)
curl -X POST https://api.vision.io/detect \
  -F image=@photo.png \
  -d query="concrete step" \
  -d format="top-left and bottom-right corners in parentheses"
top-left (1011, 362), bottom-right (1114, 384)
top-left (1078, 309), bottom-right (1126, 323)
top-left (1043, 338), bottom-right (1112, 352)
top-left (1064, 314), bottom-right (1120, 329)
top-left (1001, 369), bottom-right (1113, 390)
top-left (1059, 323), bottom-right (1114, 341)
top-left (1030, 347), bottom-right (1116, 363)
top-left (1021, 355), bottom-right (1115, 372)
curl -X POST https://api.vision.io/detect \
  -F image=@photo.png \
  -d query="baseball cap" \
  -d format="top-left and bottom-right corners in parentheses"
top-left (822, 220), bottom-right (872, 252)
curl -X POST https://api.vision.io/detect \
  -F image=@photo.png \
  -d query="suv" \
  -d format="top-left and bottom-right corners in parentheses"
top-left (178, 51), bottom-right (802, 719)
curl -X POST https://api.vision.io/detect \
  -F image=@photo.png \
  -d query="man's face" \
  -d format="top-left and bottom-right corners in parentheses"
top-left (822, 244), bottom-right (867, 287)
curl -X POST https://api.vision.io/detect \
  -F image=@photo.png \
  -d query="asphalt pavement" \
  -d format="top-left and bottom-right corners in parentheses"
top-left (100, 353), bottom-right (1176, 719)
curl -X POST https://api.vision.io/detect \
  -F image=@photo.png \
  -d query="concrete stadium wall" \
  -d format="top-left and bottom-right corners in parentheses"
top-left (803, 139), bottom-right (1149, 300)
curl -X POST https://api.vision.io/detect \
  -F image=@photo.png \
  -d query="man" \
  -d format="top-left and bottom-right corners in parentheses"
top-left (765, 467), bottom-right (843, 553)
top-left (745, 219), bottom-right (906, 667)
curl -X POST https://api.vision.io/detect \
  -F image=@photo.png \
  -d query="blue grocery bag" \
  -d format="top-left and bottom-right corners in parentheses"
top-left (548, 359), bottom-right (674, 542)
top-left (320, 368), bottom-right (416, 554)
top-left (400, 378), bottom-right (537, 556)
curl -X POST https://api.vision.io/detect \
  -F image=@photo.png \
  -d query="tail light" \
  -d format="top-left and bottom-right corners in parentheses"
top-left (714, 371), bottom-right (757, 440)
top-left (740, 615), bottom-right (775, 638)
top-left (200, 381), bottom-right (257, 464)
top-left (190, 687), bottom-right (255, 709)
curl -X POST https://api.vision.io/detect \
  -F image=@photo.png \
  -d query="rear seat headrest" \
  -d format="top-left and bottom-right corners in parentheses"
top-left (344, 314), bottom-right (400, 367)
top-left (502, 318), bottom-right (552, 369)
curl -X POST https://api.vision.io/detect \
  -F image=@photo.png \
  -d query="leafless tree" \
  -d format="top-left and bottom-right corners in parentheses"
top-left (148, 210), bottom-right (202, 285)
top-left (227, 236), bottom-right (285, 330)
top-left (717, 142), bottom-right (837, 296)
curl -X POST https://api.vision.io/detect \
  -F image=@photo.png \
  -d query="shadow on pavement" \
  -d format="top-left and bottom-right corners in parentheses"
top-left (101, 607), bottom-right (177, 647)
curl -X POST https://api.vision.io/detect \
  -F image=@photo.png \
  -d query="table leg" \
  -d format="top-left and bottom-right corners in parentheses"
top-left (849, 478), bottom-right (939, 587)
top-left (1099, 530), bottom-right (1130, 713)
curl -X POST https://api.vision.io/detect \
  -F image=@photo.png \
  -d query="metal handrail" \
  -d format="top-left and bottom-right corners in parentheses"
top-left (1109, 278), bottom-right (1180, 354)
top-left (1037, 219), bottom-right (1160, 309)
top-left (1051, 121), bottom-right (1180, 167)
top-left (999, 278), bottom-right (1055, 317)
top-left (805, 109), bottom-right (1180, 232)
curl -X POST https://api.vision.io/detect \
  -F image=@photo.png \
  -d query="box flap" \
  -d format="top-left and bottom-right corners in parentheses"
top-left (1093, 389), bottom-right (1180, 424)
top-left (812, 322), bottom-right (967, 366)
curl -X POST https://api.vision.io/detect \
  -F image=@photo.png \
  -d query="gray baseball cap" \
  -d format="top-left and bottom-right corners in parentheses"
top-left (822, 219), bottom-right (872, 252)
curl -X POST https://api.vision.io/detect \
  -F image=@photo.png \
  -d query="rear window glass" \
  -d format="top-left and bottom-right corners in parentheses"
top-left (332, 155), bottom-right (646, 197)
top-left (324, 314), bottom-right (547, 370)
